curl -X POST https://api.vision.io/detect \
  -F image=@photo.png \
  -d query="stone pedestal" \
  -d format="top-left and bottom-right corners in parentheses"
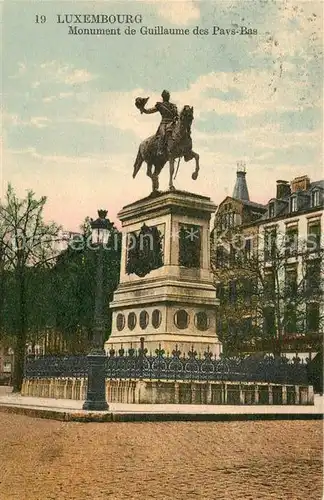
top-left (105, 190), bottom-right (222, 356)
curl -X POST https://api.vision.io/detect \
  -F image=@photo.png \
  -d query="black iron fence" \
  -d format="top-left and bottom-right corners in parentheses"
top-left (24, 346), bottom-right (309, 385)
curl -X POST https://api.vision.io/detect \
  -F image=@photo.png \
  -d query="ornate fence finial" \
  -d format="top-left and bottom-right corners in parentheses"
top-left (204, 346), bottom-right (213, 359)
top-left (172, 346), bottom-right (181, 358)
top-left (188, 345), bottom-right (197, 358)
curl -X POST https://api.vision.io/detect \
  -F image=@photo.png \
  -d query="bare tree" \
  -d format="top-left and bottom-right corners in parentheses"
top-left (0, 185), bottom-right (61, 391)
top-left (212, 226), bottom-right (323, 356)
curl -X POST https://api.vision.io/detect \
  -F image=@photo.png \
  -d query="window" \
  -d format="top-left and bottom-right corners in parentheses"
top-left (127, 312), bottom-right (137, 331)
top-left (229, 244), bottom-right (236, 264)
top-left (152, 309), bottom-right (162, 329)
top-left (285, 266), bottom-right (298, 297)
top-left (221, 208), bottom-right (236, 229)
top-left (290, 196), bottom-right (297, 212)
top-left (305, 259), bottom-right (321, 295)
top-left (269, 203), bottom-right (275, 218)
top-left (174, 310), bottom-right (189, 329)
top-left (264, 272), bottom-right (275, 301)
top-left (3, 362), bottom-right (11, 373)
top-left (139, 310), bottom-right (149, 330)
top-left (284, 304), bottom-right (297, 334)
top-left (264, 228), bottom-right (277, 261)
top-left (306, 303), bottom-right (320, 332)
top-left (244, 238), bottom-right (252, 260)
top-left (307, 221), bottom-right (321, 251)
top-left (285, 226), bottom-right (298, 257)
top-left (194, 312), bottom-right (209, 331)
top-left (263, 307), bottom-right (276, 336)
top-left (311, 190), bottom-right (320, 208)
top-left (215, 245), bottom-right (226, 268)
top-left (116, 314), bottom-right (125, 332)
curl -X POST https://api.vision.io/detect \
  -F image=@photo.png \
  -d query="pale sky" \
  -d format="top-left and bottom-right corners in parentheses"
top-left (2, 0), bottom-right (323, 231)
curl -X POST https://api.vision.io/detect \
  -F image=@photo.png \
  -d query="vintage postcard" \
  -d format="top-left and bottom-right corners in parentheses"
top-left (1, 1), bottom-right (323, 499)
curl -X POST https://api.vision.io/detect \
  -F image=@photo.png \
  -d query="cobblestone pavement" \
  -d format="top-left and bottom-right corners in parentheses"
top-left (0, 413), bottom-right (322, 500)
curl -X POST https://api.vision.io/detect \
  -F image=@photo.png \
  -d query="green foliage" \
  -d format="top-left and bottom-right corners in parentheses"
top-left (0, 183), bottom-right (122, 386)
top-left (51, 227), bottom-right (121, 352)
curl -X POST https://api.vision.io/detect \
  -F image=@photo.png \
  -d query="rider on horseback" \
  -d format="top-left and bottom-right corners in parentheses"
top-left (139, 90), bottom-right (178, 156)
top-left (133, 93), bottom-right (199, 192)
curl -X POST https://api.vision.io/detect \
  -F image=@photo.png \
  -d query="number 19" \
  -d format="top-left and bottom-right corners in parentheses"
top-left (35, 15), bottom-right (47, 23)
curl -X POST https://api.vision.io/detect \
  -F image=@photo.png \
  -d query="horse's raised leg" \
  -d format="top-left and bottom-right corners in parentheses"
top-left (169, 158), bottom-right (175, 191)
top-left (191, 151), bottom-right (200, 180)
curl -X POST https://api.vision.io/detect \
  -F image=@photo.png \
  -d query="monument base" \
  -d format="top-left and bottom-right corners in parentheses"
top-left (106, 190), bottom-right (222, 358)
top-left (21, 377), bottom-right (314, 405)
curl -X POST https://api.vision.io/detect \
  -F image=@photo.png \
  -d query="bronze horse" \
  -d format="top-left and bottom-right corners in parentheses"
top-left (132, 105), bottom-right (199, 192)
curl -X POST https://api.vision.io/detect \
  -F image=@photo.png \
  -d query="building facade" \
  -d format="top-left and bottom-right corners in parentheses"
top-left (212, 168), bottom-right (323, 358)
top-left (255, 175), bottom-right (323, 357)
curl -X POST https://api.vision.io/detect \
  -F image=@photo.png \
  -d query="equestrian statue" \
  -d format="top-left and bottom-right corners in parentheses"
top-left (132, 90), bottom-right (200, 192)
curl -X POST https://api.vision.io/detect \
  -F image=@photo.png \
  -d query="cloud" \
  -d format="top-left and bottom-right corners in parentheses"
top-left (42, 92), bottom-right (74, 103)
top-left (39, 61), bottom-right (96, 86)
top-left (173, 68), bottom-right (321, 118)
top-left (4, 113), bottom-right (51, 128)
top-left (195, 123), bottom-right (320, 165)
top-left (140, 0), bottom-right (200, 25)
top-left (9, 60), bottom-right (97, 88)
top-left (84, 62), bottom-right (321, 141)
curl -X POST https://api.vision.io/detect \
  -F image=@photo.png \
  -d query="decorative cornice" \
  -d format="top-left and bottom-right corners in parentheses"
top-left (119, 190), bottom-right (216, 224)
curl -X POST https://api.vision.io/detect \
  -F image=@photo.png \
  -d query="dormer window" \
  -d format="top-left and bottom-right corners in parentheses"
top-left (311, 190), bottom-right (320, 208)
top-left (290, 196), bottom-right (297, 213)
top-left (221, 211), bottom-right (235, 229)
top-left (269, 203), bottom-right (275, 218)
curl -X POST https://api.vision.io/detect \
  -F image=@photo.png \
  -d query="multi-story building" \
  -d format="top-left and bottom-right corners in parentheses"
top-left (212, 168), bottom-right (323, 358)
top-left (255, 174), bottom-right (323, 357)
top-left (212, 165), bottom-right (266, 354)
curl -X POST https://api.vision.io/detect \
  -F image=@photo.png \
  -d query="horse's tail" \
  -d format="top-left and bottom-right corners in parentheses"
top-left (133, 148), bottom-right (143, 178)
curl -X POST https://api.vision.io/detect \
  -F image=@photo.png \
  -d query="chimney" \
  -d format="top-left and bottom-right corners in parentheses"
top-left (276, 180), bottom-right (291, 199)
top-left (291, 175), bottom-right (310, 193)
top-left (232, 162), bottom-right (250, 201)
